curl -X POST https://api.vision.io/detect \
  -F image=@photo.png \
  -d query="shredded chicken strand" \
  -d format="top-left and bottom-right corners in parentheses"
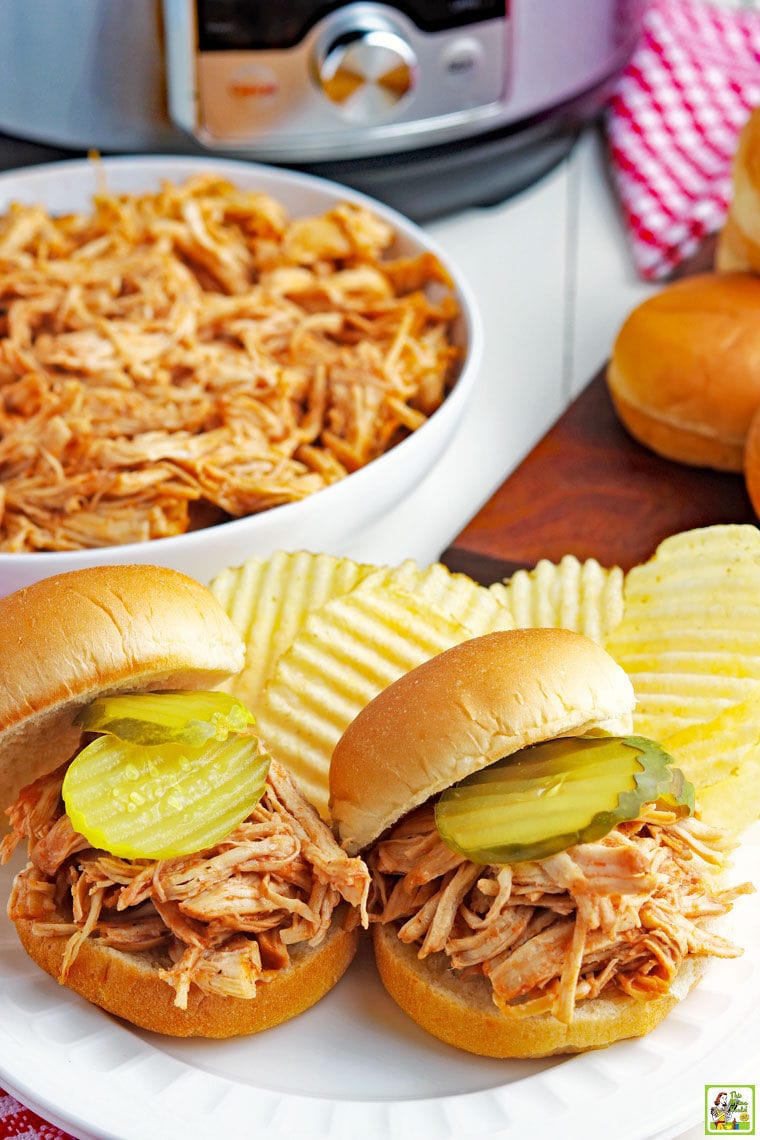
top-left (0, 174), bottom-right (460, 551)
top-left (4, 757), bottom-right (370, 1008)
top-left (368, 804), bottom-right (753, 1025)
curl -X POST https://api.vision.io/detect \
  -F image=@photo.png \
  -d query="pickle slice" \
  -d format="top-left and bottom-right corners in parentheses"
top-left (434, 736), bottom-right (694, 864)
top-left (74, 691), bottom-right (254, 747)
top-left (62, 734), bottom-right (269, 860)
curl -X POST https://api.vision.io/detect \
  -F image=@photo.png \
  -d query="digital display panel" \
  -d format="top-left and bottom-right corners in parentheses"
top-left (196, 0), bottom-right (507, 51)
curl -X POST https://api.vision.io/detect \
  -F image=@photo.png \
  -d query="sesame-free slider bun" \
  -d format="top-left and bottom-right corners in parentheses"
top-left (716, 106), bottom-right (760, 273)
top-left (0, 563), bottom-right (367, 1039)
top-left (329, 627), bottom-right (635, 856)
top-left (11, 864), bottom-right (359, 1039)
top-left (371, 916), bottom-right (705, 1058)
top-left (328, 628), bottom-right (740, 1060)
top-left (606, 272), bottom-right (760, 473)
top-left (0, 563), bottom-right (246, 810)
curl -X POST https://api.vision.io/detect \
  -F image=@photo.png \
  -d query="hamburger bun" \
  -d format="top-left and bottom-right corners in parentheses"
top-left (329, 627), bottom-right (635, 855)
top-left (329, 629), bottom-right (732, 1058)
top-left (0, 564), bottom-right (363, 1038)
top-left (0, 563), bottom-right (246, 810)
top-left (12, 863), bottom-right (357, 1039)
top-left (606, 272), bottom-right (760, 473)
top-left (372, 920), bottom-right (704, 1058)
top-left (716, 107), bottom-right (760, 273)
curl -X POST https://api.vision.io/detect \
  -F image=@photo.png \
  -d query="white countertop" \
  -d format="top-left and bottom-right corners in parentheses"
top-left (342, 125), bottom-right (655, 569)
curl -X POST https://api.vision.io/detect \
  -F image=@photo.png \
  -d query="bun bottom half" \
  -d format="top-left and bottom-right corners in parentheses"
top-left (605, 272), bottom-right (760, 474)
top-left (607, 361), bottom-right (745, 473)
top-left (13, 892), bottom-right (359, 1039)
top-left (372, 922), bottom-right (704, 1058)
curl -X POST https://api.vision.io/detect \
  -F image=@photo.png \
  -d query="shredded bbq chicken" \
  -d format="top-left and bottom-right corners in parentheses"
top-left (0, 175), bottom-right (460, 551)
top-left (368, 805), bottom-right (752, 1024)
top-left (1, 759), bottom-right (369, 1009)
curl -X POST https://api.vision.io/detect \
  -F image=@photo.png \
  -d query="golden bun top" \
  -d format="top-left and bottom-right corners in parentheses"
top-left (607, 271), bottom-right (760, 472)
top-left (0, 564), bottom-right (245, 809)
top-left (329, 628), bottom-right (635, 854)
top-left (716, 107), bottom-right (760, 272)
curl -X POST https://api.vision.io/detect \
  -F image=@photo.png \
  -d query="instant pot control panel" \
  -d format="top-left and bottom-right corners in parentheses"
top-left (164, 0), bottom-right (509, 159)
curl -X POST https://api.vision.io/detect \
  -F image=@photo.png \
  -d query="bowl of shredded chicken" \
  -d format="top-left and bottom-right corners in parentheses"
top-left (0, 156), bottom-right (480, 594)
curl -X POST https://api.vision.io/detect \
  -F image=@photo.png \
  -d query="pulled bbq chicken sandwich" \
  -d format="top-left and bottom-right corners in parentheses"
top-left (329, 628), bottom-right (750, 1058)
top-left (1, 565), bottom-right (369, 1038)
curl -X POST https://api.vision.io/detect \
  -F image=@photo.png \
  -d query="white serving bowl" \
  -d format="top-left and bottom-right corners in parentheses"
top-left (0, 156), bottom-right (481, 597)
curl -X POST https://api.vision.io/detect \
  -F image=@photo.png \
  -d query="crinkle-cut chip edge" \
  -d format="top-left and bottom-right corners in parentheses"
top-left (493, 555), bottom-right (624, 644)
top-left (356, 559), bottom-right (514, 634)
top-left (661, 691), bottom-right (760, 834)
top-left (643, 523), bottom-right (760, 560)
top-left (256, 586), bottom-right (482, 817)
top-left (209, 550), bottom-right (379, 710)
top-left (609, 650), bottom-right (760, 677)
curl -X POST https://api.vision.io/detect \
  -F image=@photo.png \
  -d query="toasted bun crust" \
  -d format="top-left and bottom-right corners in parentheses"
top-left (716, 108), bottom-right (760, 272)
top-left (372, 922), bottom-right (703, 1058)
top-left (0, 564), bottom-right (245, 810)
top-left (606, 272), bottom-right (760, 473)
top-left (329, 628), bottom-right (635, 854)
top-left (12, 873), bottom-right (358, 1038)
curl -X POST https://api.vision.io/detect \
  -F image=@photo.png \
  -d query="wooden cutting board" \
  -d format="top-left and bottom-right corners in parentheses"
top-left (440, 365), bottom-right (756, 585)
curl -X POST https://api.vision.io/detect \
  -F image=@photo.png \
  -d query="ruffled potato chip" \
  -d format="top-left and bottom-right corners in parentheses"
top-left (494, 555), bottom-right (624, 645)
top-left (661, 692), bottom-right (760, 834)
top-left (209, 550), bottom-right (376, 712)
top-left (208, 528), bottom-right (760, 834)
top-left (255, 586), bottom-right (485, 818)
top-left (357, 558), bottom-right (514, 634)
top-left (605, 525), bottom-right (760, 742)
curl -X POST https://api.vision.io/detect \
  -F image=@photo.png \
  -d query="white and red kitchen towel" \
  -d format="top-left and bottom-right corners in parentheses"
top-left (0, 1089), bottom-right (71, 1140)
top-left (606, 0), bottom-right (760, 279)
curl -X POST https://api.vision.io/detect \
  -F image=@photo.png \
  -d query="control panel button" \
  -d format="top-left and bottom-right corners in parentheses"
top-left (441, 36), bottom-right (486, 85)
top-left (315, 28), bottom-right (418, 120)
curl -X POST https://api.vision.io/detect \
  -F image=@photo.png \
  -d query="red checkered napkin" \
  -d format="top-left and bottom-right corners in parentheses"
top-left (606, 0), bottom-right (760, 280)
top-left (0, 1088), bottom-right (73, 1140)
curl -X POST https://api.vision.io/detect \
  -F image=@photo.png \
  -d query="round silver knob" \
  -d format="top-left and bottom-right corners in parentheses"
top-left (316, 28), bottom-right (418, 120)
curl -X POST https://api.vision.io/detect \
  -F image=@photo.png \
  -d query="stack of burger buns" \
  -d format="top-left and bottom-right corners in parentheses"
top-left (606, 105), bottom-right (760, 513)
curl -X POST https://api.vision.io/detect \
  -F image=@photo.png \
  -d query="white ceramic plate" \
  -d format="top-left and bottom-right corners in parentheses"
top-left (0, 824), bottom-right (757, 1140)
top-left (0, 156), bottom-right (481, 597)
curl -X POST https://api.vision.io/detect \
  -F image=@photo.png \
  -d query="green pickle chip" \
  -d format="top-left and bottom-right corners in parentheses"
top-left (434, 735), bottom-right (694, 865)
top-left (74, 690), bottom-right (255, 747)
top-left (65, 691), bottom-right (268, 859)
